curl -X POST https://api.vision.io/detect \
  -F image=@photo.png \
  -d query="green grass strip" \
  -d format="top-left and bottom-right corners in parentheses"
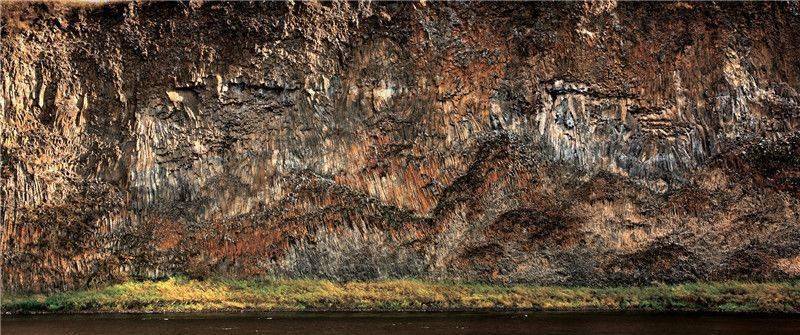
top-left (3, 277), bottom-right (799, 313)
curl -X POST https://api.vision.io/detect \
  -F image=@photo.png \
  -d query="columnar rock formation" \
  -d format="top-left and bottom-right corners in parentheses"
top-left (2, 1), bottom-right (799, 292)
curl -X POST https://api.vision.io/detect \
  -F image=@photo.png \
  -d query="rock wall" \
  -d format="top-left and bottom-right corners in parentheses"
top-left (2, 1), bottom-right (799, 292)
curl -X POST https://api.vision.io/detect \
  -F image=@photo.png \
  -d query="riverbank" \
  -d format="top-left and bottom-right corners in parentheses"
top-left (3, 278), bottom-right (799, 314)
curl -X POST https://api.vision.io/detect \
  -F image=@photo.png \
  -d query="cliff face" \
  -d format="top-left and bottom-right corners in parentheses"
top-left (2, 1), bottom-right (799, 293)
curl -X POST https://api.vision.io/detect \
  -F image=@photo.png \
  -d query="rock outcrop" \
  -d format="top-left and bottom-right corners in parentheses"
top-left (2, 1), bottom-right (799, 292)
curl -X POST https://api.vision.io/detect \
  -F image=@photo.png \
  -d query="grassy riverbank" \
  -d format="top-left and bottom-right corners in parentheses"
top-left (3, 278), bottom-right (799, 314)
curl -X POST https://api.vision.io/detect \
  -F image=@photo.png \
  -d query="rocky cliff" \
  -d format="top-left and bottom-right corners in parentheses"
top-left (2, 1), bottom-right (799, 293)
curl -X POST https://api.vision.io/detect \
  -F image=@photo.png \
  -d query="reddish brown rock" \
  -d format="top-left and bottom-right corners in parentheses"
top-left (1, 1), bottom-right (799, 292)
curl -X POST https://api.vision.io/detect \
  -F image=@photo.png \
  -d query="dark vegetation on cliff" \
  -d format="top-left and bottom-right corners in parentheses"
top-left (1, 1), bottom-right (799, 294)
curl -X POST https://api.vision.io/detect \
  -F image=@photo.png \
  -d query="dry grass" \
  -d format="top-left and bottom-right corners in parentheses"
top-left (3, 278), bottom-right (799, 314)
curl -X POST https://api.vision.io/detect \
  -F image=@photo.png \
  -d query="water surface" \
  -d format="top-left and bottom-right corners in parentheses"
top-left (4, 312), bottom-right (799, 335)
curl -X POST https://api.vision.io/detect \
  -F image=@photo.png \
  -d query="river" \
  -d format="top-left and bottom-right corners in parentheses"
top-left (4, 312), bottom-right (799, 335)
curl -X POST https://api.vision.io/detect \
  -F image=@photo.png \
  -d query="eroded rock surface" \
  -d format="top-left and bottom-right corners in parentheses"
top-left (2, 1), bottom-right (799, 292)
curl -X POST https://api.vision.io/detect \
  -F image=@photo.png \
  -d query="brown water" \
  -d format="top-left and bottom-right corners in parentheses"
top-left (3, 312), bottom-right (799, 335)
